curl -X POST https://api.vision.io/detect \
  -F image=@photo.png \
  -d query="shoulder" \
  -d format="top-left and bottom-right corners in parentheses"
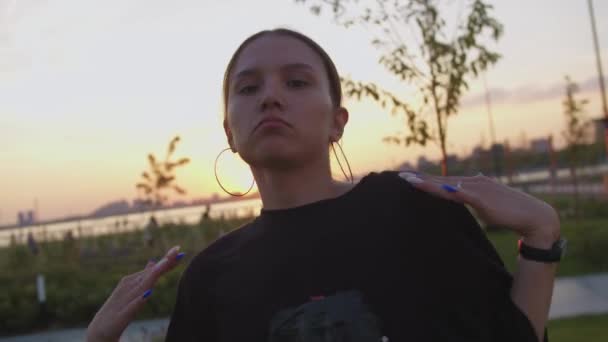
top-left (359, 170), bottom-right (451, 209)
top-left (357, 170), bottom-right (417, 196)
top-left (181, 219), bottom-right (258, 282)
top-left (354, 169), bottom-right (474, 230)
top-left (369, 170), bottom-right (477, 212)
top-left (366, 170), bottom-right (498, 252)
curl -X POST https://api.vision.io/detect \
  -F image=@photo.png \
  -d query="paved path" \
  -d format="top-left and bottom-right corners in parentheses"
top-left (0, 319), bottom-right (169, 342)
top-left (2, 273), bottom-right (608, 342)
top-left (549, 273), bottom-right (608, 319)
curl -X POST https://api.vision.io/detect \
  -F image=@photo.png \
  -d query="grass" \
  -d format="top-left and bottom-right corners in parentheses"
top-left (548, 314), bottom-right (608, 342)
top-left (486, 218), bottom-right (608, 277)
top-left (0, 218), bottom-right (250, 336)
top-left (1, 216), bottom-right (607, 336)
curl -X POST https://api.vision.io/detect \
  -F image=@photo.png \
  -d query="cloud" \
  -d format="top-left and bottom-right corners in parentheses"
top-left (462, 76), bottom-right (608, 108)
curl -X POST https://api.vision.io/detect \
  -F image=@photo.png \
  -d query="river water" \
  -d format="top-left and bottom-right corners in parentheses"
top-left (0, 198), bottom-right (262, 247)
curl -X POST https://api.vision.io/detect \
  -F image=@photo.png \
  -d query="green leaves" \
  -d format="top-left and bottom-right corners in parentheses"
top-left (379, 45), bottom-right (419, 81)
top-left (562, 76), bottom-right (592, 159)
top-left (295, 0), bottom-right (503, 175)
top-left (136, 135), bottom-right (190, 209)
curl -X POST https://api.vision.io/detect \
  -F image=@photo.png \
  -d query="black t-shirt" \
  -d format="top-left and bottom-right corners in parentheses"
top-left (165, 171), bottom-right (540, 341)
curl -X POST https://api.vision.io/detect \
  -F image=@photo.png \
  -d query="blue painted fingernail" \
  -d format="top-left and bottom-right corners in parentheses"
top-left (442, 184), bottom-right (459, 193)
top-left (175, 252), bottom-right (186, 261)
top-left (143, 289), bottom-right (153, 299)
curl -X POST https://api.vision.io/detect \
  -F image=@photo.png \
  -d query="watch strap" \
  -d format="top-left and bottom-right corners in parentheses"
top-left (518, 238), bottom-right (566, 263)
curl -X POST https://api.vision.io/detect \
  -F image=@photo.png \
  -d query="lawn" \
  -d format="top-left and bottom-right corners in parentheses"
top-left (0, 218), bottom-right (249, 336)
top-left (1, 216), bottom-right (606, 336)
top-left (548, 314), bottom-right (608, 342)
top-left (486, 218), bottom-right (608, 277)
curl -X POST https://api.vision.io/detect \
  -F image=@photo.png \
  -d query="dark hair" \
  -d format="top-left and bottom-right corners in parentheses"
top-left (222, 28), bottom-right (342, 119)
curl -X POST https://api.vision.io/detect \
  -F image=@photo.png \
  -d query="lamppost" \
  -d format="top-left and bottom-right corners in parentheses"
top-left (587, 0), bottom-right (608, 192)
top-left (587, 0), bottom-right (608, 151)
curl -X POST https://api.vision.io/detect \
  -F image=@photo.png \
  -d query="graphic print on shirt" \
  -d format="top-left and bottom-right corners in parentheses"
top-left (268, 290), bottom-right (386, 342)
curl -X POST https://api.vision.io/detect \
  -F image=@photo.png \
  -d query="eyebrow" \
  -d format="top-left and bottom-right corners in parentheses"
top-left (233, 63), bottom-right (315, 80)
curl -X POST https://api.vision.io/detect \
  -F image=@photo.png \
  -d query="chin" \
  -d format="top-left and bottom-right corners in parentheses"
top-left (246, 143), bottom-right (301, 170)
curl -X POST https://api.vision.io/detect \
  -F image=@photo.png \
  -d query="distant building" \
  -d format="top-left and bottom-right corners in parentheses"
top-left (396, 161), bottom-right (415, 171)
top-left (446, 154), bottom-right (460, 168)
top-left (471, 144), bottom-right (505, 175)
top-left (530, 138), bottom-right (551, 153)
top-left (472, 146), bottom-right (485, 159)
top-left (17, 210), bottom-right (36, 227)
top-left (489, 144), bottom-right (505, 176)
top-left (592, 117), bottom-right (607, 145)
top-left (417, 156), bottom-right (434, 170)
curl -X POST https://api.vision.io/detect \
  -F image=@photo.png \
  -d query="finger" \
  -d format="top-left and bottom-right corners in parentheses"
top-left (129, 246), bottom-right (185, 298)
top-left (400, 172), bottom-right (481, 206)
top-left (400, 173), bottom-right (456, 200)
top-left (399, 171), bottom-right (474, 185)
top-left (113, 247), bottom-right (182, 303)
top-left (124, 257), bottom-right (158, 279)
top-left (399, 171), bottom-right (491, 194)
top-left (151, 245), bottom-right (185, 274)
top-left (119, 288), bottom-right (154, 328)
top-left (115, 268), bottom-right (147, 292)
top-left (119, 260), bottom-right (156, 286)
top-left (132, 260), bottom-right (157, 287)
top-left (138, 246), bottom-right (180, 277)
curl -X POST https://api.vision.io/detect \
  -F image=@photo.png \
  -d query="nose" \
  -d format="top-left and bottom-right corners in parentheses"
top-left (258, 78), bottom-right (284, 112)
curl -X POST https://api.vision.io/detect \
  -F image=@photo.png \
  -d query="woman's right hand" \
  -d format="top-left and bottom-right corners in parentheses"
top-left (86, 245), bottom-right (185, 342)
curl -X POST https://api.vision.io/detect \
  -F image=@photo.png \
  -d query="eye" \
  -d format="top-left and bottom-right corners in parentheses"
top-left (286, 79), bottom-right (308, 88)
top-left (238, 84), bottom-right (258, 95)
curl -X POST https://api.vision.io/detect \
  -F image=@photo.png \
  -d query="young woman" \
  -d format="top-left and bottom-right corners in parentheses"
top-left (87, 28), bottom-right (562, 342)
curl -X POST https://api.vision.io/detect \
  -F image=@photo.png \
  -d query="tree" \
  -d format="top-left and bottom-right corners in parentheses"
top-left (561, 76), bottom-right (591, 218)
top-left (136, 135), bottom-right (191, 209)
top-left (295, 0), bottom-right (503, 175)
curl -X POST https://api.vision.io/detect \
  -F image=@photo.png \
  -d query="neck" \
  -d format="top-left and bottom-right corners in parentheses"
top-left (251, 157), bottom-right (351, 211)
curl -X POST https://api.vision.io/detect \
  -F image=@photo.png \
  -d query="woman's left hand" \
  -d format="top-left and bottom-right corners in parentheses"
top-left (399, 171), bottom-right (561, 248)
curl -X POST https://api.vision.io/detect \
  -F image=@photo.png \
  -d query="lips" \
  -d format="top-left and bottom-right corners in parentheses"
top-left (255, 116), bottom-right (290, 131)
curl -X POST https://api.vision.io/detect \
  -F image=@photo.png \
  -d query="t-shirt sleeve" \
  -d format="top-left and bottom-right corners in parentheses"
top-left (442, 198), bottom-right (546, 342)
top-left (387, 171), bottom-right (544, 341)
top-left (165, 259), bottom-right (217, 342)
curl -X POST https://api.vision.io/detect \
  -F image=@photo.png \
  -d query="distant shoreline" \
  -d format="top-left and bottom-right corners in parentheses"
top-left (0, 192), bottom-right (261, 231)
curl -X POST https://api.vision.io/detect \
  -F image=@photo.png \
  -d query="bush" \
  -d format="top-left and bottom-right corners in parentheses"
top-left (487, 219), bottom-right (608, 277)
top-left (581, 199), bottom-right (608, 218)
top-left (0, 218), bottom-right (250, 336)
top-left (537, 195), bottom-right (608, 220)
top-left (570, 223), bottom-right (608, 269)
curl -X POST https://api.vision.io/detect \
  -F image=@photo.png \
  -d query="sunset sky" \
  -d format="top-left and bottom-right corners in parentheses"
top-left (1, 0), bottom-right (607, 225)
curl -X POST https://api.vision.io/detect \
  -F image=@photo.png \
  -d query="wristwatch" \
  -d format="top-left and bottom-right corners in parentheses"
top-left (518, 238), bottom-right (567, 263)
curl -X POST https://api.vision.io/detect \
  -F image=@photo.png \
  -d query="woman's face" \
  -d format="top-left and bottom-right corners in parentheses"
top-left (224, 34), bottom-right (347, 170)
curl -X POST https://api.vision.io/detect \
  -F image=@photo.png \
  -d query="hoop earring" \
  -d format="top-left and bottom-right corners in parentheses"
top-left (214, 147), bottom-right (255, 197)
top-left (331, 140), bottom-right (354, 184)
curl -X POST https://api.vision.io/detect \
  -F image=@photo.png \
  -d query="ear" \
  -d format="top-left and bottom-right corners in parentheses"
top-left (330, 107), bottom-right (349, 143)
top-left (223, 119), bottom-right (237, 153)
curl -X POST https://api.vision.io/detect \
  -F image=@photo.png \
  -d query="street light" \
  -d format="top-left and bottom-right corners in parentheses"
top-left (587, 0), bottom-right (608, 193)
top-left (587, 0), bottom-right (608, 157)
